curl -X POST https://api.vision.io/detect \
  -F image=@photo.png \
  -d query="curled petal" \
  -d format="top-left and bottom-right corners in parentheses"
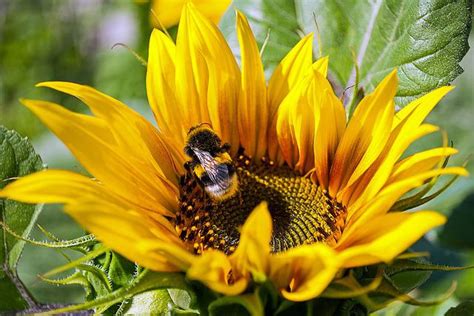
top-left (270, 244), bottom-right (339, 301)
top-left (187, 250), bottom-right (248, 295)
top-left (230, 202), bottom-right (272, 281)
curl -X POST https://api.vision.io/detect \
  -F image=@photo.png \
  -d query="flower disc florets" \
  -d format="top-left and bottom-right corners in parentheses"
top-left (176, 149), bottom-right (346, 255)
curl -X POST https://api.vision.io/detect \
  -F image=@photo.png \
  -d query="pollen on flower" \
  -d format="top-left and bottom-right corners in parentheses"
top-left (175, 149), bottom-right (347, 255)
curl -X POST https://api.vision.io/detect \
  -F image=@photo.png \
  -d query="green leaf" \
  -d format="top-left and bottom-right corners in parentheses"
top-left (387, 269), bottom-right (432, 295)
top-left (231, 1), bottom-right (471, 107)
top-left (0, 277), bottom-right (29, 311)
top-left (0, 125), bottom-right (43, 311)
top-left (445, 300), bottom-right (474, 316)
top-left (126, 290), bottom-right (177, 315)
top-left (384, 257), bottom-right (433, 293)
top-left (168, 288), bottom-right (193, 311)
top-left (297, 0), bottom-right (472, 107)
top-left (439, 193), bottom-right (474, 250)
top-left (296, 1), bottom-right (372, 86)
top-left (454, 253), bottom-right (474, 300)
top-left (120, 288), bottom-right (199, 315)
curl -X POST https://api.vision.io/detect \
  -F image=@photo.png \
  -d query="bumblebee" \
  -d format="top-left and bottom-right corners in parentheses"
top-left (184, 124), bottom-right (239, 201)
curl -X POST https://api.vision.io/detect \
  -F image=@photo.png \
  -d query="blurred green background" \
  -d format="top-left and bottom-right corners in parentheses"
top-left (0, 0), bottom-right (473, 314)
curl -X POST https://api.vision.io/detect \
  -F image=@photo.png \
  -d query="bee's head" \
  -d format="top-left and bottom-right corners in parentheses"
top-left (187, 122), bottom-right (212, 135)
top-left (185, 123), bottom-right (222, 157)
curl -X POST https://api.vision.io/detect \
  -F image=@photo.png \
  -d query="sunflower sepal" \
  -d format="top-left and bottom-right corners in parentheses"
top-left (340, 255), bottom-right (474, 312)
top-left (41, 267), bottom-right (199, 314)
top-left (320, 269), bottom-right (383, 300)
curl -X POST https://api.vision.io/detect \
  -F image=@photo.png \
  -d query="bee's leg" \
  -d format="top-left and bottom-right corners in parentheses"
top-left (220, 143), bottom-right (231, 153)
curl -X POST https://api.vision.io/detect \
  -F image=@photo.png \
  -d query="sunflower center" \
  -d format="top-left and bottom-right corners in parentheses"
top-left (175, 152), bottom-right (346, 255)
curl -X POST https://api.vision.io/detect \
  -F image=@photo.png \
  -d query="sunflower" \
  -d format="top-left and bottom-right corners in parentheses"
top-left (0, 4), bottom-right (467, 302)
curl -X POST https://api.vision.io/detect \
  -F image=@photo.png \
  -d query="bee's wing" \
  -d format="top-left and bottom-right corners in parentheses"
top-left (191, 147), bottom-right (229, 190)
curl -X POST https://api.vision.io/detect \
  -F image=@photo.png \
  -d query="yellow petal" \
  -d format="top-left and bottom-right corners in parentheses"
top-left (236, 10), bottom-right (268, 160)
top-left (295, 70), bottom-right (336, 173)
top-left (36, 81), bottom-right (183, 180)
top-left (313, 76), bottom-right (346, 188)
top-left (21, 99), bottom-right (177, 215)
top-left (0, 169), bottom-right (187, 272)
top-left (340, 167), bottom-right (468, 247)
top-left (151, 0), bottom-right (231, 29)
top-left (147, 29), bottom-right (186, 148)
top-left (394, 86), bottom-right (454, 128)
top-left (390, 147), bottom-right (458, 183)
top-left (267, 34), bottom-right (314, 163)
top-left (268, 34), bottom-right (314, 115)
top-left (0, 169), bottom-right (178, 232)
top-left (276, 67), bottom-right (337, 173)
top-left (345, 87), bottom-right (452, 208)
top-left (230, 202), bottom-right (272, 281)
top-left (65, 200), bottom-right (186, 272)
top-left (337, 211), bottom-right (446, 267)
top-left (312, 55), bottom-right (329, 77)
top-left (0, 169), bottom-right (112, 204)
top-left (137, 239), bottom-right (196, 272)
top-left (269, 244), bottom-right (339, 301)
top-left (347, 87), bottom-right (454, 206)
top-left (176, 3), bottom-right (240, 152)
top-left (343, 123), bottom-right (440, 208)
top-left (329, 70), bottom-right (397, 198)
top-left (276, 75), bottom-right (313, 170)
top-left (187, 250), bottom-right (248, 295)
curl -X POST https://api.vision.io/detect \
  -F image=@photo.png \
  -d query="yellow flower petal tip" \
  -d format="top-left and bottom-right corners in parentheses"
top-left (243, 202), bottom-right (271, 230)
top-left (151, 0), bottom-right (231, 29)
top-left (312, 55), bottom-right (330, 76)
top-left (19, 98), bottom-right (44, 111)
